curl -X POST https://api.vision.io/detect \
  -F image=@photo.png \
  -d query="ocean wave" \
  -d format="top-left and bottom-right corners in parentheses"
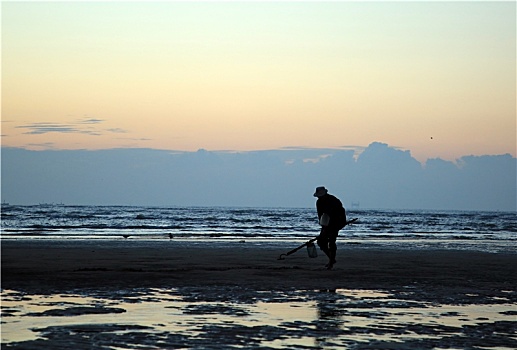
top-left (1, 205), bottom-right (515, 242)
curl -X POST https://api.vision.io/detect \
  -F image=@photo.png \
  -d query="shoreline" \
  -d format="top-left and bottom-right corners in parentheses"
top-left (2, 240), bottom-right (516, 295)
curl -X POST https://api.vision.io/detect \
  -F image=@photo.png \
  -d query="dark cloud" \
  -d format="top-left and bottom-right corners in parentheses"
top-left (78, 118), bottom-right (104, 124)
top-left (17, 122), bottom-right (82, 135)
top-left (16, 119), bottom-right (107, 136)
top-left (1, 143), bottom-right (515, 211)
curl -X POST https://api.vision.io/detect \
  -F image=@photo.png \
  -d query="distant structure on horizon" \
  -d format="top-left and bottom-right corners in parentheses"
top-left (351, 202), bottom-right (360, 209)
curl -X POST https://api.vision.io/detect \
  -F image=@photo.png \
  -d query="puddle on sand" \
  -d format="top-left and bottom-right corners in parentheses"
top-left (1, 288), bottom-right (516, 349)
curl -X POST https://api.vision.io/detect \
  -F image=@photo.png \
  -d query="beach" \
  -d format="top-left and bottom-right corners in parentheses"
top-left (2, 240), bottom-right (516, 349)
top-left (2, 240), bottom-right (516, 292)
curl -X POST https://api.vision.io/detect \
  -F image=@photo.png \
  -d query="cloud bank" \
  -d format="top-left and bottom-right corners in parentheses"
top-left (1, 142), bottom-right (515, 211)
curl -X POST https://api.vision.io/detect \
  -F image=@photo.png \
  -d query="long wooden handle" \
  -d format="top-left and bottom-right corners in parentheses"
top-left (277, 218), bottom-right (358, 260)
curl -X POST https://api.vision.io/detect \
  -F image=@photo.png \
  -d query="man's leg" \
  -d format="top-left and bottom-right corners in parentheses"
top-left (317, 229), bottom-right (330, 258)
top-left (326, 229), bottom-right (338, 270)
top-left (327, 239), bottom-right (337, 269)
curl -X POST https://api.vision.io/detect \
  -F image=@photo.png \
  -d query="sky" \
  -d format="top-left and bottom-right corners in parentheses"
top-left (2, 1), bottom-right (515, 163)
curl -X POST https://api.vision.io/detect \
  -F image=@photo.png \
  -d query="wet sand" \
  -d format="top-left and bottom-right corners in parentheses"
top-left (2, 240), bottom-right (516, 294)
top-left (2, 240), bottom-right (516, 349)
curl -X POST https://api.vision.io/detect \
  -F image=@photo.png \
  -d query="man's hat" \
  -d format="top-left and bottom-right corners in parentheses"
top-left (313, 186), bottom-right (328, 198)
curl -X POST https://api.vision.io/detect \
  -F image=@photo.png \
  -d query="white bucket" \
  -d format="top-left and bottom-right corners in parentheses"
top-left (307, 242), bottom-right (318, 258)
top-left (319, 213), bottom-right (330, 226)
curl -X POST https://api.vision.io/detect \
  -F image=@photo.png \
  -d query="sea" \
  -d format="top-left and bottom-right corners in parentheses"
top-left (1, 204), bottom-right (516, 253)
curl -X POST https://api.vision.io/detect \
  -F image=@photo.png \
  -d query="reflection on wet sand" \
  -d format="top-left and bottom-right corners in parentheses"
top-left (2, 287), bottom-right (516, 349)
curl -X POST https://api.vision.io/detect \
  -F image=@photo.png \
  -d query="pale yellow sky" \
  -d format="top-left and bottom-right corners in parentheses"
top-left (2, 1), bottom-right (515, 162)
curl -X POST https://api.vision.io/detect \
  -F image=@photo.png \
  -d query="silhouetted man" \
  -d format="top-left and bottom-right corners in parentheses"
top-left (314, 186), bottom-right (347, 270)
